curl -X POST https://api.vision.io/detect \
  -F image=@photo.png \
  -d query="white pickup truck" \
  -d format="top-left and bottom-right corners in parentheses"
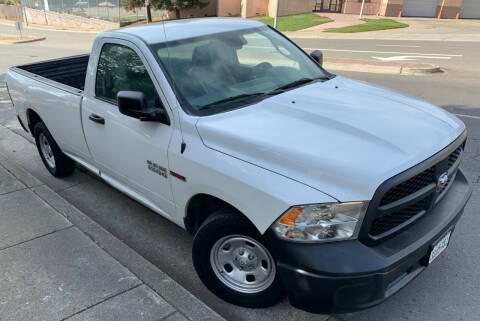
top-left (6, 18), bottom-right (472, 314)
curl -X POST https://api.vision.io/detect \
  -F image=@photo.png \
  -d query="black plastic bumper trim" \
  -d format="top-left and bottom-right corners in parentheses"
top-left (264, 169), bottom-right (471, 314)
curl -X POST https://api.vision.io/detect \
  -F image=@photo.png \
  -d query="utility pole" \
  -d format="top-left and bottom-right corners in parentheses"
top-left (359, 0), bottom-right (365, 19)
top-left (145, 0), bottom-right (152, 23)
top-left (273, 0), bottom-right (279, 29)
top-left (438, 0), bottom-right (446, 19)
top-left (20, 0), bottom-right (28, 26)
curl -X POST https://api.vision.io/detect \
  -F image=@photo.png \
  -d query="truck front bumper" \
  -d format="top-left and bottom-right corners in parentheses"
top-left (263, 169), bottom-right (472, 314)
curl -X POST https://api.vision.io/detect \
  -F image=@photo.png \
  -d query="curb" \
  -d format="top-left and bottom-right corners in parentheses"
top-left (0, 20), bottom-right (103, 34)
top-left (0, 149), bottom-right (225, 321)
top-left (13, 36), bottom-right (46, 44)
top-left (323, 58), bottom-right (443, 75)
top-left (400, 65), bottom-right (443, 75)
top-left (0, 36), bottom-right (46, 44)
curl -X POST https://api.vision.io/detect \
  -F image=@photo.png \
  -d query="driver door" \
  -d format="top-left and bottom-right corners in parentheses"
top-left (82, 39), bottom-right (175, 217)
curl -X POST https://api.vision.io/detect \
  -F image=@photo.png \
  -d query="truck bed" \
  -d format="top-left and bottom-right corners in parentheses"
top-left (16, 55), bottom-right (89, 91)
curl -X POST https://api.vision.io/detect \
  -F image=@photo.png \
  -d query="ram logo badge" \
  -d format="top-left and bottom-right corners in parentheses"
top-left (147, 160), bottom-right (167, 178)
top-left (437, 172), bottom-right (449, 190)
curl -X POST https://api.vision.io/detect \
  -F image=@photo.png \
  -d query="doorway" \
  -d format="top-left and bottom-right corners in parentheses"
top-left (313, 0), bottom-right (343, 13)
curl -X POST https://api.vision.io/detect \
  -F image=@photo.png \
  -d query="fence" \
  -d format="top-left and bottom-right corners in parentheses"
top-left (0, 4), bottom-right (23, 20)
top-left (21, 0), bottom-right (166, 24)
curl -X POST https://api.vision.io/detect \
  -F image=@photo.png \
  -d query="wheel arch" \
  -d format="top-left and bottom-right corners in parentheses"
top-left (26, 108), bottom-right (43, 135)
top-left (184, 193), bottom-right (257, 235)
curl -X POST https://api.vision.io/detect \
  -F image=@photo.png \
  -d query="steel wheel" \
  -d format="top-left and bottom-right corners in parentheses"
top-left (33, 122), bottom-right (75, 177)
top-left (39, 132), bottom-right (55, 168)
top-left (210, 235), bottom-right (276, 294)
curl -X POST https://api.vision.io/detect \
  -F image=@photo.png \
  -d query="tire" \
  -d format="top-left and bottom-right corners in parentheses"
top-left (192, 209), bottom-right (284, 308)
top-left (34, 122), bottom-right (75, 177)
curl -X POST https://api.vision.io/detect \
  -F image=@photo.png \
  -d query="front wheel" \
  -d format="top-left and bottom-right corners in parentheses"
top-left (192, 209), bottom-right (283, 308)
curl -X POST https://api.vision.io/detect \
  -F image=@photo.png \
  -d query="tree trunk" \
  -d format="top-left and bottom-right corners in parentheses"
top-left (146, 4), bottom-right (152, 23)
top-left (175, 8), bottom-right (180, 19)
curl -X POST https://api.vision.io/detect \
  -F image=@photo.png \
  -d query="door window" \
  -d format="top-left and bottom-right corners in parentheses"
top-left (95, 43), bottom-right (157, 108)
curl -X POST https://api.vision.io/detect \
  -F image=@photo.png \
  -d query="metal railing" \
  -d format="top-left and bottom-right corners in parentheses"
top-left (21, 0), bottom-right (165, 23)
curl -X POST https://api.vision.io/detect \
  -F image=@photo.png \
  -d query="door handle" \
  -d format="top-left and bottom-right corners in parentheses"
top-left (88, 113), bottom-right (105, 125)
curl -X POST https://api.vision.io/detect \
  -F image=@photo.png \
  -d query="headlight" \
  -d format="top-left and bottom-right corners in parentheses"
top-left (272, 202), bottom-right (368, 242)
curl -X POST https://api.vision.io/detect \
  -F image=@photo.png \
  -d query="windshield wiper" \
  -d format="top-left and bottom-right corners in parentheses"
top-left (197, 76), bottom-right (331, 111)
top-left (275, 78), bottom-right (315, 91)
top-left (272, 76), bottom-right (330, 92)
top-left (198, 92), bottom-right (265, 111)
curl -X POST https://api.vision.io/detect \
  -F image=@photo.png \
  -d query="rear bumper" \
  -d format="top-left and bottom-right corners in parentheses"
top-left (264, 169), bottom-right (472, 314)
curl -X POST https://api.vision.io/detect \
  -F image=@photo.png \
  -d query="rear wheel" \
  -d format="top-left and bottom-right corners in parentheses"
top-left (192, 209), bottom-right (283, 308)
top-left (34, 122), bottom-right (75, 177)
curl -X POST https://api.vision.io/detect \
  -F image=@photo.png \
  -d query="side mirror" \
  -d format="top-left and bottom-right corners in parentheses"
top-left (117, 91), bottom-right (169, 124)
top-left (310, 50), bottom-right (323, 66)
top-left (118, 91), bottom-right (146, 116)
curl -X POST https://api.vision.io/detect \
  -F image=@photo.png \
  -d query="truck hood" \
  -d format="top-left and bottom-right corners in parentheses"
top-left (196, 76), bottom-right (465, 201)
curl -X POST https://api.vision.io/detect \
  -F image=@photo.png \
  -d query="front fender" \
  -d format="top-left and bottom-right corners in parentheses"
top-left (169, 142), bottom-right (336, 234)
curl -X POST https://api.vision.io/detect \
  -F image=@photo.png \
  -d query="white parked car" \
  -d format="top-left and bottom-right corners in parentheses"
top-left (6, 18), bottom-right (472, 313)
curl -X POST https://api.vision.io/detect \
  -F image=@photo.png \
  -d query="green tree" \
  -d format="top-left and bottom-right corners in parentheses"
top-left (123, 0), bottom-right (208, 22)
top-left (151, 0), bottom-right (208, 20)
top-left (124, 0), bottom-right (144, 11)
top-left (0, 0), bottom-right (21, 5)
top-left (123, 0), bottom-right (152, 22)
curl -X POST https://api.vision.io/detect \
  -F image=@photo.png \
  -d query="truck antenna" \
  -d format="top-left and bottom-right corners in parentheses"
top-left (161, 12), bottom-right (186, 154)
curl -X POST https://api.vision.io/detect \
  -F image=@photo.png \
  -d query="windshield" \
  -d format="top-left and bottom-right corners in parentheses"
top-left (151, 26), bottom-right (331, 115)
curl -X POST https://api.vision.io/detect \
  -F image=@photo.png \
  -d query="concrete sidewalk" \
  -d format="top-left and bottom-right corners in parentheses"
top-left (0, 155), bottom-right (224, 321)
top-left (297, 13), bottom-right (365, 33)
top-left (323, 57), bottom-right (442, 75)
top-left (286, 16), bottom-right (480, 41)
top-left (0, 86), bottom-right (223, 321)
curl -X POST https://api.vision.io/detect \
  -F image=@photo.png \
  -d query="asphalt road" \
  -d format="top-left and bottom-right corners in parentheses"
top-left (2, 23), bottom-right (480, 75)
top-left (329, 72), bottom-right (480, 321)
top-left (1, 23), bottom-right (480, 321)
top-left (292, 38), bottom-right (480, 75)
top-left (0, 24), bottom-right (95, 73)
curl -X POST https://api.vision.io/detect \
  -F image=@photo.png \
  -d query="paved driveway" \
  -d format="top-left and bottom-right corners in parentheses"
top-left (287, 16), bottom-right (480, 41)
top-left (298, 13), bottom-right (365, 32)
